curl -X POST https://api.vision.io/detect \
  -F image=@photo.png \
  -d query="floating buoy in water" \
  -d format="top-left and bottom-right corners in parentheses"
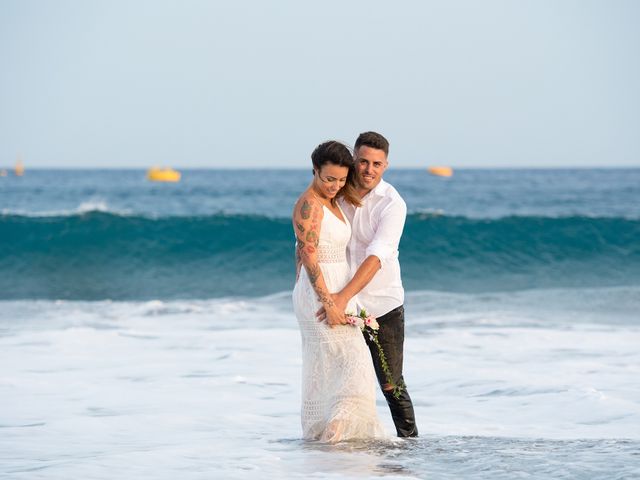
top-left (15, 159), bottom-right (25, 176)
top-left (147, 167), bottom-right (181, 182)
top-left (427, 166), bottom-right (453, 177)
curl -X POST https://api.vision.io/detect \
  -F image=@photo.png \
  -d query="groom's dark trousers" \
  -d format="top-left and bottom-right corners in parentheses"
top-left (363, 305), bottom-right (418, 437)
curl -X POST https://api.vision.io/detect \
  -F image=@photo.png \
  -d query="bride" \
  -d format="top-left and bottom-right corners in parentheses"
top-left (292, 140), bottom-right (385, 443)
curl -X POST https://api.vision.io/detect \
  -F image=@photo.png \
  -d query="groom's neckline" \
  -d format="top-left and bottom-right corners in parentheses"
top-left (358, 179), bottom-right (389, 201)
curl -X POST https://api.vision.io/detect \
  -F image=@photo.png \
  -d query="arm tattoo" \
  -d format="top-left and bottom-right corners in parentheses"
top-left (300, 200), bottom-right (311, 219)
top-left (296, 222), bottom-right (305, 233)
top-left (307, 264), bottom-right (334, 307)
top-left (307, 264), bottom-right (320, 284)
top-left (305, 230), bottom-right (318, 246)
top-left (317, 290), bottom-right (335, 307)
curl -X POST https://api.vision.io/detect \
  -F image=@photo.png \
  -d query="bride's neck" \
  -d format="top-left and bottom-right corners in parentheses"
top-left (309, 184), bottom-right (335, 207)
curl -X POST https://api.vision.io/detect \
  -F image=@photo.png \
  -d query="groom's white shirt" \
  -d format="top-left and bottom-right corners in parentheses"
top-left (340, 179), bottom-right (407, 319)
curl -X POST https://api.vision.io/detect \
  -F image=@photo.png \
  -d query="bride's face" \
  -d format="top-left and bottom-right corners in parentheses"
top-left (314, 164), bottom-right (349, 199)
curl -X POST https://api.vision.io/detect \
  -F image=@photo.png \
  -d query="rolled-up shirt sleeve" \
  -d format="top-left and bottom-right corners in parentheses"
top-left (365, 197), bottom-right (407, 269)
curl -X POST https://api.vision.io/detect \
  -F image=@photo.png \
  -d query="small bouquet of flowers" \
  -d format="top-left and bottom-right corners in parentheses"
top-left (346, 308), bottom-right (405, 399)
top-left (345, 309), bottom-right (379, 332)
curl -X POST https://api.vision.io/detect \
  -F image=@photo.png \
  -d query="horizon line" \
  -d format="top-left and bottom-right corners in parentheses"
top-left (2, 165), bottom-right (640, 170)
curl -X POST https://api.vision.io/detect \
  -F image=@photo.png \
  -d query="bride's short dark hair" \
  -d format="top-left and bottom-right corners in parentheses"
top-left (311, 141), bottom-right (354, 171)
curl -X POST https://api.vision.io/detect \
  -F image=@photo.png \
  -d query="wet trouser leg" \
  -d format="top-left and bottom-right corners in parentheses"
top-left (364, 305), bottom-right (418, 437)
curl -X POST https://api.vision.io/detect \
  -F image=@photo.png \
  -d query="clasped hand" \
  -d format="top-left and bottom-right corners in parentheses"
top-left (316, 293), bottom-right (349, 328)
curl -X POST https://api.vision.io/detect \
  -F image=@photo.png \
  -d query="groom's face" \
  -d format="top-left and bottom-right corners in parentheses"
top-left (354, 146), bottom-right (388, 192)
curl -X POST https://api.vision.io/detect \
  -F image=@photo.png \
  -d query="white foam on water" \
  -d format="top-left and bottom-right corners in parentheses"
top-left (76, 200), bottom-right (111, 213)
top-left (1, 293), bottom-right (639, 478)
top-left (1, 199), bottom-right (134, 218)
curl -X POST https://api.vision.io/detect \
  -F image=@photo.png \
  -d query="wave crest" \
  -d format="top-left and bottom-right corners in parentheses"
top-left (1, 212), bottom-right (638, 299)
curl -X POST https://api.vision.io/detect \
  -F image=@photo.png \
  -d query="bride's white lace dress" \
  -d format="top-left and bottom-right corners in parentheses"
top-left (293, 204), bottom-right (385, 443)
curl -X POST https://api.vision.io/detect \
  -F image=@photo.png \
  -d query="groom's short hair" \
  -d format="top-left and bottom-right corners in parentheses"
top-left (355, 131), bottom-right (389, 156)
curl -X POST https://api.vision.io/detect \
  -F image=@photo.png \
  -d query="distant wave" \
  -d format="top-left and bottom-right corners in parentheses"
top-left (1, 212), bottom-right (638, 300)
top-left (1, 201), bottom-right (133, 218)
top-left (5, 205), bottom-right (640, 220)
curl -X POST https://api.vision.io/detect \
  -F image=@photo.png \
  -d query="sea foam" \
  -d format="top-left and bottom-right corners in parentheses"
top-left (2, 293), bottom-right (639, 478)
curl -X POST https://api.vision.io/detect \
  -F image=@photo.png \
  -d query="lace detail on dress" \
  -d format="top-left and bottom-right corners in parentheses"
top-left (316, 245), bottom-right (347, 264)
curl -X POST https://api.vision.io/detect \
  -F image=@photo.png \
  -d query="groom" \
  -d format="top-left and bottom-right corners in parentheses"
top-left (318, 131), bottom-right (418, 438)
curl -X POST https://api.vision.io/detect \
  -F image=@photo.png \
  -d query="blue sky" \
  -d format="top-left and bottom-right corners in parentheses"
top-left (1, 0), bottom-right (639, 168)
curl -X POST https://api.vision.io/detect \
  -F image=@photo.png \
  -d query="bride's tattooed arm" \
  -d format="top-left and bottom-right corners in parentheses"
top-left (294, 222), bottom-right (305, 280)
top-left (292, 195), bottom-right (344, 326)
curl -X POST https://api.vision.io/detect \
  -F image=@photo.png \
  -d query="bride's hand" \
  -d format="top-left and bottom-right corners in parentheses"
top-left (323, 302), bottom-right (346, 328)
top-left (316, 293), bottom-right (349, 326)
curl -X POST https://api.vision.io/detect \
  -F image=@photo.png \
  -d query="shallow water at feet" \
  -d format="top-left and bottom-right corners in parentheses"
top-left (1, 290), bottom-right (639, 479)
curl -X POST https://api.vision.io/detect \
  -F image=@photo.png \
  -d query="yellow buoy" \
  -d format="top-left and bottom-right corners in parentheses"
top-left (147, 167), bottom-right (181, 182)
top-left (15, 159), bottom-right (25, 176)
top-left (427, 166), bottom-right (453, 177)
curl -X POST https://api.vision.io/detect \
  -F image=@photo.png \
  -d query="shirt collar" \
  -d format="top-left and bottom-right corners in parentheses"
top-left (368, 179), bottom-right (389, 197)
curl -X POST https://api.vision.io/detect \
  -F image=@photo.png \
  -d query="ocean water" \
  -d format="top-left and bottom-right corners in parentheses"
top-left (1, 169), bottom-right (639, 479)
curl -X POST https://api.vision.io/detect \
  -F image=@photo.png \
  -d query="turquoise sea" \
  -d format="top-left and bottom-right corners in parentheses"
top-left (2, 168), bottom-right (639, 299)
